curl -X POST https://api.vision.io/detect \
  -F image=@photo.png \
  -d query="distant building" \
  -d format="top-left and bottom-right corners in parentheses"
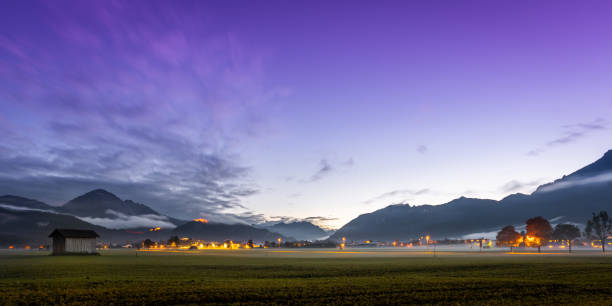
top-left (48, 229), bottom-right (99, 255)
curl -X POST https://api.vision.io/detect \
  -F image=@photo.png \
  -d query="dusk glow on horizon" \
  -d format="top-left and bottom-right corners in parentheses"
top-left (1, 1), bottom-right (612, 229)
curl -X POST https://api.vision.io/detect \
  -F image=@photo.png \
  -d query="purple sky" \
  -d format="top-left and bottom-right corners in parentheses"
top-left (1, 1), bottom-right (612, 228)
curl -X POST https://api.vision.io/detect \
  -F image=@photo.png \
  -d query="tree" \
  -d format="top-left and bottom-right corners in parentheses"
top-left (552, 224), bottom-right (581, 253)
top-left (167, 236), bottom-right (180, 247)
top-left (585, 211), bottom-right (611, 253)
top-left (143, 239), bottom-right (155, 248)
top-left (526, 216), bottom-right (553, 253)
top-left (496, 225), bottom-right (521, 252)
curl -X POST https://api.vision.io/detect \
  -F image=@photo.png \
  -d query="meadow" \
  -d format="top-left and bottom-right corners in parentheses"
top-left (0, 248), bottom-right (611, 305)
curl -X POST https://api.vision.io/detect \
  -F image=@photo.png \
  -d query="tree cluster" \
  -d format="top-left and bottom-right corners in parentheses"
top-left (585, 211), bottom-right (611, 253)
top-left (496, 211), bottom-right (610, 253)
top-left (497, 216), bottom-right (580, 253)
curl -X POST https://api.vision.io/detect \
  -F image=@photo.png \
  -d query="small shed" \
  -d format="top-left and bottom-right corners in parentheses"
top-left (48, 229), bottom-right (99, 255)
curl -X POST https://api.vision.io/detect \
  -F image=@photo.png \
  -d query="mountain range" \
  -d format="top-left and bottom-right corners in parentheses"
top-left (330, 150), bottom-right (612, 241)
top-left (0, 190), bottom-right (310, 247)
top-left (2, 150), bottom-right (612, 246)
top-left (258, 221), bottom-right (334, 241)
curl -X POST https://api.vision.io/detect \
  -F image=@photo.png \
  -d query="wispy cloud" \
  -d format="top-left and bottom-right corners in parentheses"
top-left (261, 215), bottom-right (339, 230)
top-left (0, 204), bottom-right (58, 214)
top-left (287, 192), bottom-right (302, 198)
top-left (363, 188), bottom-right (431, 205)
top-left (499, 179), bottom-right (543, 193)
top-left (302, 158), bottom-right (354, 183)
top-left (528, 119), bottom-right (606, 156)
top-left (0, 2), bottom-right (284, 221)
top-left (309, 159), bottom-right (333, 182)
top-left (78, 210), bottom-right (177, 229)
top-left (416, 145), bottom-right (428, 154)
top-left (536, 171), bottom-right (612, 193)
top-left (302, 216), bottom-right (339, 230)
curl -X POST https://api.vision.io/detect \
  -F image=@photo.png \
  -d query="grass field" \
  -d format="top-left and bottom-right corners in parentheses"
top-left (1, 248), bottom-right (611, 305)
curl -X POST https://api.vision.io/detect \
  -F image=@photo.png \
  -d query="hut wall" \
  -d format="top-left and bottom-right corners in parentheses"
top-left (52, 236), bottom-right (65, 255)
top-left (65, 238), bottom-right (97, 254)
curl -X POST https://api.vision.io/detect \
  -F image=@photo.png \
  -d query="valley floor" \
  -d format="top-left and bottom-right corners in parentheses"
top-left (0, 248), bottom-right (610, 305)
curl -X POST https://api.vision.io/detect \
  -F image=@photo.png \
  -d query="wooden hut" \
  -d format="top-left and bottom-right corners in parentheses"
top-left (48, 229), bottom-right (99, 255)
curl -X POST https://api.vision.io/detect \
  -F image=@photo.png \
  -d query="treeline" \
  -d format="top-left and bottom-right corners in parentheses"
top-left (496, 211), bottom-right (610, 253)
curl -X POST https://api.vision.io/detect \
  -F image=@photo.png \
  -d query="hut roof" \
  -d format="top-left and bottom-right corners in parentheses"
top-left (48, 229), bottom-right (99, 238)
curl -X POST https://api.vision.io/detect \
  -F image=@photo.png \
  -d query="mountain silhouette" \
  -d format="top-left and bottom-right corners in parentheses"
top-left (261, 221), bottom-right (332, 241)
top-left (172, 220), bottom-right (286, 242)
top-left (3, 150), bottom-right (611, 245)
top-left (0, 202), bottom-right (176, 247)
top-left (331, 150), bottom-right (612, 241)
top-left (567, 150), bottom-right (612, 178)
top-left (0, 191), bottom-right (283, 245)
top-left (0, 195), bottom-right (55, 211)
top-left (59, 189), bottom-right (161, 217)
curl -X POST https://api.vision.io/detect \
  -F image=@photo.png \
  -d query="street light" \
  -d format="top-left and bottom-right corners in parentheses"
top-left (277, 237), bottom-right (282, 248)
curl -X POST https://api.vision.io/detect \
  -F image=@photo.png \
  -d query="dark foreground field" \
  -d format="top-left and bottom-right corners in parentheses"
top-left (1, 249), bottom-right (611, 305)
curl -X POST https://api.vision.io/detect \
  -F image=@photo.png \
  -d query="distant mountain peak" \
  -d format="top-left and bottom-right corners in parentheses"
top-left (273, 221), bottom-right (316, 228)
top-left (78, 189), bottom-right (121, 200)
top-left (534, 149), bottom-right (612, 193)
top-left (568, 150), bottom-right (612, 178)
top-left (388, 203), bottom-right (411, 208)
top-left (61, 189), bottom-right (161, 218)
top-left (447, 196), bottom-right (496, 205)
top-left (264, 220), bottom-right (331, 241)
